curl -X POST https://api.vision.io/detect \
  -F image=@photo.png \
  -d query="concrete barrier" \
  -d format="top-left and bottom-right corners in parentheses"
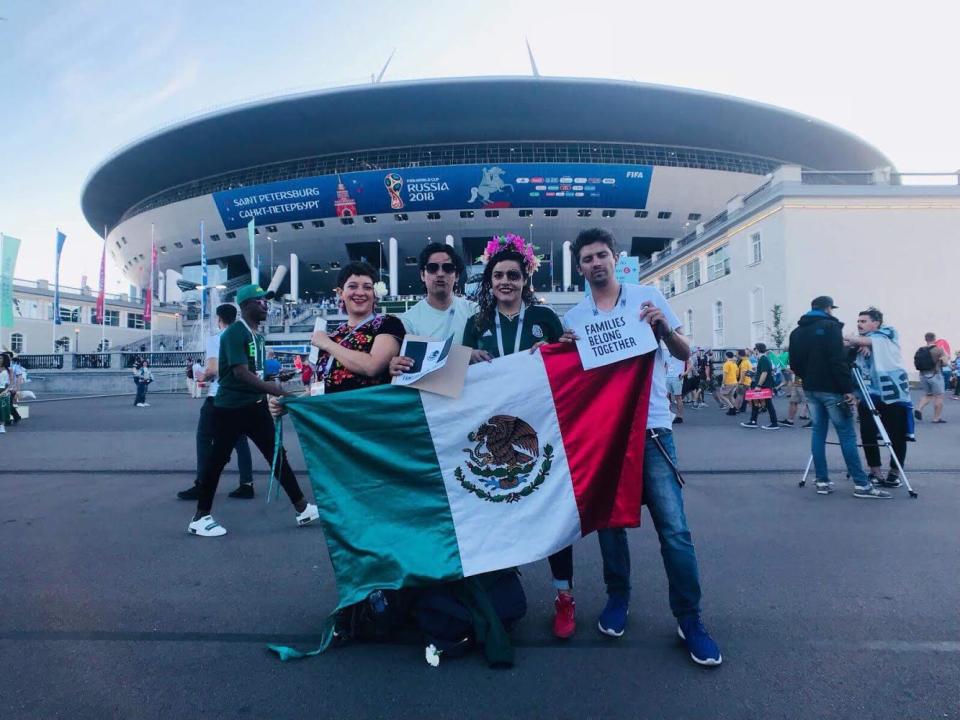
top-left (24, 370), bottom-right (187, 396)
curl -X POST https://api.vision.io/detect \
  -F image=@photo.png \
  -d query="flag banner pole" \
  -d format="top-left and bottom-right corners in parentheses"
top-left (1, 234), bottom-right (23, 350)
top-left (53, 230), bottom-right (66, 352)
top-left (148, 224), bottom-right (156, 353)
top-left (199, 220), bottom-right (207, 344)
top-left (98, 225), bottom-right (107, 352)
top-left (247, 218), bottom-right (256, 286)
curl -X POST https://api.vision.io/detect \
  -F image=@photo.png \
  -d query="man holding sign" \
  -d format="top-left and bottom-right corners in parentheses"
top-left (561, 228), bottom-right (721, 667)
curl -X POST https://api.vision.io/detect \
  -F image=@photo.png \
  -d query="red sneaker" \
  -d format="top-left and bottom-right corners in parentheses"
top-left (553, 592), bottom-right (576, 639)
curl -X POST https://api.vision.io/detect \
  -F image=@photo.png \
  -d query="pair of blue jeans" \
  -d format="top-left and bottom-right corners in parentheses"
top-left (133, 378), bottom-right (147, 405)
top-left (597, 430), bottom-right (702, 620)
top-left (806, 391), bottom-right (868, 486)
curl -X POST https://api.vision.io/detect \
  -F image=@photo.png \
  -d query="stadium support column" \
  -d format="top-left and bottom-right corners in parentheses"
top-left (562, 241), bottom-right (572, 290)
top-left (290, 253), bottom-right (299, 301)
top-left (388, 237), bottom-right (398, 297)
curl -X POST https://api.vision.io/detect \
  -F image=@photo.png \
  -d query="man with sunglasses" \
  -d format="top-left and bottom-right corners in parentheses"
top-left (389, 243), bottom-right (477, 376)
top-left (188, 284), bottom-right (319, 537)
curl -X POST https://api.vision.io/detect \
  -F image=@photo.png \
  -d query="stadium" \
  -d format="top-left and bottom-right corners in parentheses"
top-left (81, 76), bottom-right (894, 300)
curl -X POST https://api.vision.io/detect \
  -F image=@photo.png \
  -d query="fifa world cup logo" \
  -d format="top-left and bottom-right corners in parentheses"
top-left (384, 173), bottom-right (404, 210)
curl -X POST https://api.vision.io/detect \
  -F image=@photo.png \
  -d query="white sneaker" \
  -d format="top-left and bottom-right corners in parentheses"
top-left (188, 515), bottom-right (227, 537)
top-left (141, 403), bottom-right (150, 407)
top-left (296, 503), bottom-right (319, 526)
top-left (136, 403), bottom-right (145, 407)
top-left (0, 424), bottom-right (5, 433)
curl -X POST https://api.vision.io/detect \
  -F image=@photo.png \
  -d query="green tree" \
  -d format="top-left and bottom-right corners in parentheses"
top-left (770, 304), bottom-right (786, 349)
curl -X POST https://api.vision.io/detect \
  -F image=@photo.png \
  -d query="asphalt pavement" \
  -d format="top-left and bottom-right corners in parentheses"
top-left (1, 391), bottom-right (958, 719)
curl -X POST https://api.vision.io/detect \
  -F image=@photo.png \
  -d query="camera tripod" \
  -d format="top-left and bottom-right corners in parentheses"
top-left (799, 366), bottom-right (918, 499)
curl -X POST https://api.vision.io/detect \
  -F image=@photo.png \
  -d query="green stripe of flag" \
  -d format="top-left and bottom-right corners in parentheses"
top-left (286, 385), bottom-right (463, 611)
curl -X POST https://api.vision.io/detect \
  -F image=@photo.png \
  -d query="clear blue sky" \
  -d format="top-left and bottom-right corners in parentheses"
top-left (1, 0), bottom-right (957, 287)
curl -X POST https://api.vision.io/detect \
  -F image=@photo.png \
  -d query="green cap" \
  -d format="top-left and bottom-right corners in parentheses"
top-left (235, 284), bottom-right (274, 305)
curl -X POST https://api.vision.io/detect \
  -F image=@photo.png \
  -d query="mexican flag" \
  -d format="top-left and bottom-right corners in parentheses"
top-left (274, 342), bottom-right (653, 657)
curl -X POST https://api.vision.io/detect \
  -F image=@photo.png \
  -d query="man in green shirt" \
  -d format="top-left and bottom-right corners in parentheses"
top-left (189, 284), bottom-right (318, 537)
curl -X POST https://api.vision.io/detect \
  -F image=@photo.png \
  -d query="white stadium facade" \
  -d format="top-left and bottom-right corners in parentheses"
top-left (81, 76), bottom-right (897, 303)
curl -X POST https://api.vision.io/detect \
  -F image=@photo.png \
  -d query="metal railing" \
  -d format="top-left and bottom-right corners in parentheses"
top-left (73, 353), bottom-right (112, 369)
top-left (17, 354), bottom-right (65, 370)
top-left (121, 351), bottom-right (197, 368)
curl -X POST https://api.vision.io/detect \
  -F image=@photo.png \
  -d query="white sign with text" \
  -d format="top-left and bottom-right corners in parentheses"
top-left (571, 307), bottom-right (658, 370)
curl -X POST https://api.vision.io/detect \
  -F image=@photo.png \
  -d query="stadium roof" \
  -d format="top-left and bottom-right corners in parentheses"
top-left (81, 76), bottom-right (894, 233)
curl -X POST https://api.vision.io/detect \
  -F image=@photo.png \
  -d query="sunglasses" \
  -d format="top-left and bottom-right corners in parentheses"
top-left (425, 262), bottom-right (457, 275)
top-left (492, 270), bottom-right (523, 281)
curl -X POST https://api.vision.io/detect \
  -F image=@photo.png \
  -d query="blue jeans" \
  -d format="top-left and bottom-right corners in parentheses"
top-left (806, 391), bottom-right (868, 486)
top-left (196, 397), bottom-right (254, 485)
top-left (597, 430), bottom-right (702, 620)
top-left (134, 378), bottom-right (147, 405)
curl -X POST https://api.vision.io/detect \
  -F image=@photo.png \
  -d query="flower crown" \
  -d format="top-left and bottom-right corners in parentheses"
top-left (479, 233), bottom-right (542, 274)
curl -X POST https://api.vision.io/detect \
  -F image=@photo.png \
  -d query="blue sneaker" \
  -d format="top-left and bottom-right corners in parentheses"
top-left (677, 615), bottom-right (722, 666)
top-left (597, 593), bottom-right (629, 637)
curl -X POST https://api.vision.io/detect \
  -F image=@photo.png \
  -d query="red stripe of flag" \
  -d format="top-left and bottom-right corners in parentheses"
top-left (540, 342), bottom-right (653, 535)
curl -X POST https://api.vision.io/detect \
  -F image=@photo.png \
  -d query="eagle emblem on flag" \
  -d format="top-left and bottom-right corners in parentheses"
top-left (455, 415), bottom-right (554, 503)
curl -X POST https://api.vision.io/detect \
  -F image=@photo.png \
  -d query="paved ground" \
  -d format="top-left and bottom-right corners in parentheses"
top-left (1, 391), bottom-right (958, 719)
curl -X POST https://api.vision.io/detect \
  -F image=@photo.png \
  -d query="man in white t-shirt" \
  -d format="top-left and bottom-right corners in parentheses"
top-left (389, 243), bottom-right (478, 376)
top-left (561, 228), bottom-right (721, 667)
top-left (177, 304), bottom-right (255, 501)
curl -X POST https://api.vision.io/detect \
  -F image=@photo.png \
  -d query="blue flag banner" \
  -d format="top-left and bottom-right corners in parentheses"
top-left (53, 230), bottom-right (66, 325)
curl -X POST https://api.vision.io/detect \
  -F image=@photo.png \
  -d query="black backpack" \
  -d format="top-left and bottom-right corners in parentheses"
top-left (914, 346), bottom-right (935, 372)
top-left (413, 569), bottom-right (526, 665)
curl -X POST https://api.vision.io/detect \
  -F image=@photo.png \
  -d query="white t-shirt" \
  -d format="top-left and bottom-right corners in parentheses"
top-left (205, 333), bottom-right (222, 397)
top-left (400, 296), bottom-right (478, 344)
top-left (564, 283), bottom-right (681, 430)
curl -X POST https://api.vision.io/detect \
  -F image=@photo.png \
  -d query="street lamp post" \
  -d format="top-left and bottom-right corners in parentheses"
top-left (74, 327), bottom-right (80, 354)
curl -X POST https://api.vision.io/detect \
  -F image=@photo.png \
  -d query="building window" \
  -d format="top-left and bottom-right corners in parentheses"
top-left (681, 260), bottom-right (700, 291)
top-left (484, 210), bottom-right (499, 218)
top-left (59, 306), bottom-right (80, 323)
top-left (634, 210), bottom-right (649, 218)
top-left (657, 211), bottom-right (672, 219)
top-left (713, 301), bottom-right (725, 347)
top-left (55, 336), bottom-right (71, 353)
top-left (543, 209), bottom-right (558, 217)
top-left (426, 212), bottom-right (441, 220)
top-left (127, 313), bottom-right (147, 330)
top-left (685, 310), bottom-right (694, 344)
top-left (688, 213), bottom-right (702, 221)
top-left (518, 209), bottom-right (533, 218)
top-left (10, 333), bottom-right (23, 353)
top-left (750, 232), bottom-right (762, 265)
top-left (750, 286), bottom-right (766, 345)
top-left (394, 214), bottom-right (408, 222)
top-left (90, 308), bottom-right (120, 326)
top-left (310, 221), bottom-right (324, 228)
top-left (601, 209), bottom-right (616, 218)
top-left (707, 245), bottom-right (731, 280)
top-left (459, 211), bottom-right (474, 219)
top-left (659, 273), bottom-right (675, 298)
top-left (225, 231), bottom-right (238, 238)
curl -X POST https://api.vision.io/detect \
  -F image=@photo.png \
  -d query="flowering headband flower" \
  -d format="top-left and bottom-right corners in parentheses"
top-left (373, 281), bottom-right (388, 299)
top-left (478, 233), bottom-right (542, 274)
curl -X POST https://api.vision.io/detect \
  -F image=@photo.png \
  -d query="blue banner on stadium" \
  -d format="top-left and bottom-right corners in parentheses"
top-left (212, 163), bottom-right (653, 230)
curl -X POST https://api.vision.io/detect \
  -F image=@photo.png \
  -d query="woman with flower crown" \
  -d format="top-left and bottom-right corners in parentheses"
top-left (462, 234), bottom-right (576, 640)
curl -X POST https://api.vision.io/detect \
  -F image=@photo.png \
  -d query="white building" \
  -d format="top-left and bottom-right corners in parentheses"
top-left (641, 166), bottom-right (960, 372)
top-left (3, 279), bottom-right (179, 356)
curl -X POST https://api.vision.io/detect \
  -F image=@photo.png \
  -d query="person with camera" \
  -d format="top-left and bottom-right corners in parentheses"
top-left (788, 296), bottom-right (890, 499)
top-left (844, 307), bottom-right (910, 488)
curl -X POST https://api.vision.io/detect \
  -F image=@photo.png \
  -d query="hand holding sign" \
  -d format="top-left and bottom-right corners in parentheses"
top-left (571, 305), bottom-right (658, 370)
